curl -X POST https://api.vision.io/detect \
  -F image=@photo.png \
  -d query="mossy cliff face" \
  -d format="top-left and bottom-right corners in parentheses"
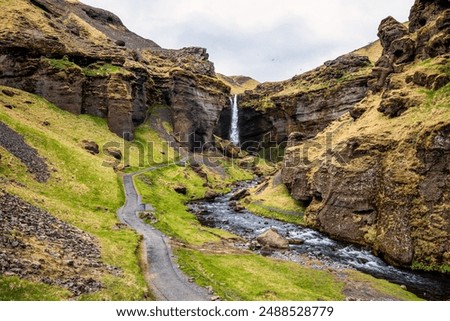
top-left (282, 0), bottom-right (450, 271)
top-left (219, 53), bottom-right (372, 150)
top-left (0, 0), bottom-right (229, 147)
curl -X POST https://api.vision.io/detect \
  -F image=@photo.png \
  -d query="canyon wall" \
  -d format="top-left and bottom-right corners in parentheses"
top-left (0, 0), bottom-right (229, 147)
top-left (282, 0), bottom-right (450, 270)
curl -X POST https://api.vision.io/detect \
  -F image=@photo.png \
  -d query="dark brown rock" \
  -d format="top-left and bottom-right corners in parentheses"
top-left (410, 1), bottom-right (450, 59)
top-left (390, 36), bottom-right (416, 64)
top-left (282, 114), bottom-right (450, 269)
top-left (173, 185), bottom-right (187, 195)
top-left (204, 190), bottom-right (219, 199)
top-left (377, 96), bottom-right (411, 117)
top-left (349, 105), bottom-right (368, 120)
top-left (230, 188), bottom-right (250, 201)
top-left (288, 238), bottom-right (305, 245)
top-left (409, 0), bottom-right (450, 33)
top-left (215, 137), bottom-right (241, 158)
top-left (412, 71), bottom-right (429, 87)
top-left (0, 191), bottom-right (109, 296)
top-left (106, 147), bottom-right (122, 160)
top-left (432, 74), bottom-right (450, 90)
top-left (377, 17), bottom-right (408, 52)
top-left (0, 0), bottom-right (230, 146)
top-left (82, 140), bottom-right (99, 155)
top-left (1, 89), bottom-right (15, 97)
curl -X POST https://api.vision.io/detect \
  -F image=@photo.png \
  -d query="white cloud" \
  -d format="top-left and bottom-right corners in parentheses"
top-left (81, 0), bottom-right (414, 81)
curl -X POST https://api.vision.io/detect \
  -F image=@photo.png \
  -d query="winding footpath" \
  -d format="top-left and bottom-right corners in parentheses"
top-left (117, 166), bottom-right (210, 301)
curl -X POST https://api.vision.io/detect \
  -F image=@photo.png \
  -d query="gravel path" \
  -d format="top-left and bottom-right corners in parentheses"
top-left (117, 167), bottom-right (210, 301)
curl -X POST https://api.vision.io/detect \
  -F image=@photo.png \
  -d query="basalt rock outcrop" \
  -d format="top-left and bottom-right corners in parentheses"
top-left (282, 0), bottom-right (450, 271)
top-left (0, 0), bottom-right (229, 147)
top-left (217, 53), bottom-right (372, 153)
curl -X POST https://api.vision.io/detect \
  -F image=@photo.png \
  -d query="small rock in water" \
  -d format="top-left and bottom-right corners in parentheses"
top-left (288, 238), bottom-right (305, 245)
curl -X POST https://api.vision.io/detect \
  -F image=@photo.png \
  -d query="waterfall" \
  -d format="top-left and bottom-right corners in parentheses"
top-left (229, 94), bottom-right (240, 145)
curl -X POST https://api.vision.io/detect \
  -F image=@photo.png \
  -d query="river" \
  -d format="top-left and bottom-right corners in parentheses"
top-left (189, 181), bottom-right (450, 301)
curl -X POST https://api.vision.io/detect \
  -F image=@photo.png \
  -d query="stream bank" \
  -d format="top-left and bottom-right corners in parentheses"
top-left (189, 180), bottom-right (450, 301)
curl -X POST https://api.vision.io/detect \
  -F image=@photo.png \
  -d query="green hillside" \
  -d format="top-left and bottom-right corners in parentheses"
top-left (0, 86), bottom-right (148, 300)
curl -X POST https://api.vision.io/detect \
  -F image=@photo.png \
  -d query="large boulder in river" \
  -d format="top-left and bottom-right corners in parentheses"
top-left (256, 228), bottom-right (289, 250)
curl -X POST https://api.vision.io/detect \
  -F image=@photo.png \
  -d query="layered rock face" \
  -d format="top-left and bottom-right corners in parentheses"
top-left (0, 0), bottom-right (229, 147)
top-left (282, 0), bottom-right (450, 270)
top-left (219, 53), bottom-right (372, 152)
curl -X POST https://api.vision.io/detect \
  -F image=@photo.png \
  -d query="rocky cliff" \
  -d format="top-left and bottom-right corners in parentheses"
top-left (217, 50), bottom-right (376, 153)
top-left (0, 0), bottom-right (229, 148)
top-left (282, 0), bottom-right (450, 271)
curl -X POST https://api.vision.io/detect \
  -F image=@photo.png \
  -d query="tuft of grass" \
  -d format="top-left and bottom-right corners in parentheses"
top-left (412, 262), bottom-right (450, 274)
top-left (244, 174), bottom-right (305, 225)
top-left (83, 63), bottom-right (130, 77)
top-left (176, 249), bottom-right (346, 301)
top-left (43, 56), bottom-right (80, 71)
top-left (247, 203), bottom-right (304, 225)
top-left (0, 276), bottom-right (70, 301)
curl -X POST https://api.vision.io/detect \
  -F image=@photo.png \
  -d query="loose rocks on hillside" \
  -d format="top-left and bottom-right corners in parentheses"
top-left (0, 192), bottom-right (119, 296)
top-left (0, 121), bottom-right (50, 183)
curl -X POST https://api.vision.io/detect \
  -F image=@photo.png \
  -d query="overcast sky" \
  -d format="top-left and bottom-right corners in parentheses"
top-left (81, 0), bottom-right (414, 82)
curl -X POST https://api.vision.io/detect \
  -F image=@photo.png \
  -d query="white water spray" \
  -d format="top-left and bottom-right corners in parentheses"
top-left (229, 94), bottom-right (240, 145)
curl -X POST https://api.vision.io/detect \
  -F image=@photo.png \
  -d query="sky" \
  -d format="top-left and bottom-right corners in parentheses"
top-left (80, 0), bottom-right (414, 82)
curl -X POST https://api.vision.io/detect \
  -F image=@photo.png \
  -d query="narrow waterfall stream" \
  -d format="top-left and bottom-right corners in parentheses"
top-left (229, 94), bottom-right (240, 145)
top-left (189, 181), bottom-right (450, 301)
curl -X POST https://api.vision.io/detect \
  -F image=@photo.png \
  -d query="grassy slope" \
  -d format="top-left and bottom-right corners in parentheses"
top-left (0, 86), bottom-right (147, 300)
top-left (1, 0), bottom-right (110, 49)
top-left (216, 74), bottom-right (260, 94)
top-left (352, 40), bottom-right (383, 64)
top-left (177, 249), bottom-right (345, 301)
top-left (0, 276), bottom-right (70, 301)
top-left (244, 173), bottom-right (305, 225)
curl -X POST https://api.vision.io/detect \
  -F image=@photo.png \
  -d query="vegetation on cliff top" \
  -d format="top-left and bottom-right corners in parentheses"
top-left (216, 73), bottom-right (260, 94)
top-left (44, 57), bottom-right (130, 77)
